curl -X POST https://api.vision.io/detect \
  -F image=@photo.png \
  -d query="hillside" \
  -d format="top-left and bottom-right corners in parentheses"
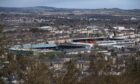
top-left (0, 6), bottom-right (140, 16)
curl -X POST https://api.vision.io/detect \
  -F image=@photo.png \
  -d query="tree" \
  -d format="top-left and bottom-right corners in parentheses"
top-left (124, 54), bottom-right (140, 84)
top-left (0, 25), bottom-right (8, 84)
top-left (56, 60), bottom-right (80, 84)
top-left (24, 59), bottom-right (51, 84)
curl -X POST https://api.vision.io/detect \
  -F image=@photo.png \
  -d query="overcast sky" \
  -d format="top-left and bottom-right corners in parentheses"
top-left (0, 0), bottom-right (140, 9)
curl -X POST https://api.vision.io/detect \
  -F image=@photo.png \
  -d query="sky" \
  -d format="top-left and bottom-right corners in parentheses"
top-left (0, 0), bottom-right (140, 9)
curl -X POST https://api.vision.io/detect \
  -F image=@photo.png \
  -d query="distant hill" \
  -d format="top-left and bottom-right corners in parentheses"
top-left (0, 6), bottom-right (140, 16)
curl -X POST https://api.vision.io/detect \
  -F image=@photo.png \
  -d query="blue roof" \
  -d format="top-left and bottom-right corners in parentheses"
top-left (31, 44), bottom-right (57, 48)
top-left (11, 43), bottom-right (57, 49)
